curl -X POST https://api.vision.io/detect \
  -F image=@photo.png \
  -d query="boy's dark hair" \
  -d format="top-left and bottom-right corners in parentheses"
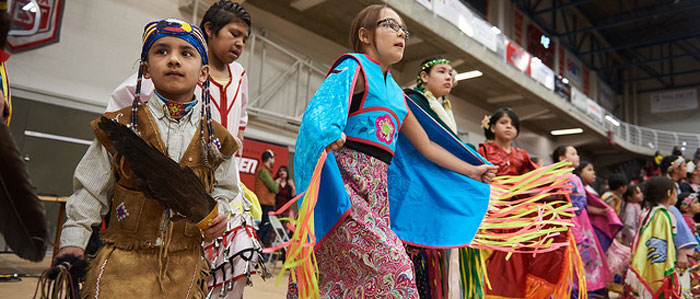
top-left (607, 173), bottom-right (629, 191)
top-left (642, 176), bottom-right (676, 208)
top-left (552, 145), bottom-right (571, 163)
top-left (200, 1), bottom-right (251, 40)
top-left (675, 192), bottom-right (694, 211)
top-left (484, 108), bottom-right (519, 140)
top-left (623, 183), bottom-right (639, 200)
top-left (261, 149), bottom-right (274, 162)
top-left (574, 160), bottom-right (592, 177)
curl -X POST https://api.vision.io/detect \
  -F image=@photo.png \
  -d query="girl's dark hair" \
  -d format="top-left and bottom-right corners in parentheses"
top-left (642, 176), bottom-right (676, 208)
top-left (276, 165), bottom-right (289, 178)
top-left (623, 183), bottom-right (639, 200)
top-left (574, 160), bottom-right (592, 177)
top-left (200, 1), bottom-right (251, 41)
top-left (552, 145), bottom-right (572, 163)
top-left (484, 108), bottom-right (519, 140)
top-left (349, 4), bottom-right (396, 53)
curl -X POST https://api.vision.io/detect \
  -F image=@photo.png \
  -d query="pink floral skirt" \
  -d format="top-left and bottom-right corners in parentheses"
top-left (288, 147), bottom-right (419, 298)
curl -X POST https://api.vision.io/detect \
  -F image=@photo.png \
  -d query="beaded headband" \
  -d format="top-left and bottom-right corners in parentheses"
top-left (416, 58), bottom-right (451, 91)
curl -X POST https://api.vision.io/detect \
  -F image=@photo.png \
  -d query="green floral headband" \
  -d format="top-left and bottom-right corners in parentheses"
top-left (416, 58), bottom-right (451, 91)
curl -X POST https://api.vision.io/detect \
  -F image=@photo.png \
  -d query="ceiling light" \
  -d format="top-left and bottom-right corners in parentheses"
top-left (455, 70), bottom-right (483, 81)
top-left (604, 115), bottom-right (620, 127)
top-left (551, 128), bottom-right (583, 136)
top-left (491, 26), bottom-right (502, 35)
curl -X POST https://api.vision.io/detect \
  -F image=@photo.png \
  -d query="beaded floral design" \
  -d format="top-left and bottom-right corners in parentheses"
top-left (375, 114), bottom-right (395, 145)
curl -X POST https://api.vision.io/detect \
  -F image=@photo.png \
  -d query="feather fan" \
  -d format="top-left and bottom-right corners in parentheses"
top-left (0, 122), bottom-right (48, 262)
top-left (97, 116), bottom-right (216, 224)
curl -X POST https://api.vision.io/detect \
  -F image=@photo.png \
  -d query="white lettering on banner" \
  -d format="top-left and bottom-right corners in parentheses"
top-left (650, 89), bottom-right (699, 114)
top-left (236, 157), bottom-right (259, 174)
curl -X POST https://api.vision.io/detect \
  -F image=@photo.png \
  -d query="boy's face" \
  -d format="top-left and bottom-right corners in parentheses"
top-left (207, 21), bottom-right (249, 64)
top-left (143, 36), bottom-right (209, 100)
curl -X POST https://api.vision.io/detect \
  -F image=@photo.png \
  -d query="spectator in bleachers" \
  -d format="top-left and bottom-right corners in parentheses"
top-left (601, 173), bottom-right (629, 217)
top-left (673, 146), bottom-right (684, 157)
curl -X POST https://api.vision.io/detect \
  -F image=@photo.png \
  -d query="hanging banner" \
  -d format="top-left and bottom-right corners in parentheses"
top-left (506, 40), bottom-right (531, 74)
top-left (571, 86), bottom-right (588, 112)
top-left (236, 137), bottom-right (290, 193)
top-left (529, 57), bottom-right (555, 91)
top-left (8, 0), bottom-right (65, 52)
top-left (470, 16), bottom-right (498, 52)
top-left (650, 88), bottom-right (698, 114)
top-left (586, 98), bottom-right (604, 124)
top-left (583, 66), bottom-right (590, 96)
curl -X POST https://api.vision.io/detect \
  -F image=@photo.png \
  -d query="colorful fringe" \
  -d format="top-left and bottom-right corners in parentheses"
top-left (459, 248), bottom-right (489, 299)
top-left (274, 158), bottom-right (581, 298)
top-left (470, 161), bottom-right (577, 257)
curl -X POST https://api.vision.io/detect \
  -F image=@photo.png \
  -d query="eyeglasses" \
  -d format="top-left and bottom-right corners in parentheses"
top-left (377, 18), bottom-right (410, 41)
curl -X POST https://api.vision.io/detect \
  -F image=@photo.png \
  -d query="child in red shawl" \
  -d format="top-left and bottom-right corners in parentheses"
top-left (478, 108), bottom-right (580, 298)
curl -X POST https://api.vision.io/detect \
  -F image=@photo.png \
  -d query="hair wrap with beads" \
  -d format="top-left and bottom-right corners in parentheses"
top-left (416, 58), bottom-right (450, 92)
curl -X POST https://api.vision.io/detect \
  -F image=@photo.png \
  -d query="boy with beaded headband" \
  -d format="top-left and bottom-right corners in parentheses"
top-left (56, 19), bottom-right (241, 298)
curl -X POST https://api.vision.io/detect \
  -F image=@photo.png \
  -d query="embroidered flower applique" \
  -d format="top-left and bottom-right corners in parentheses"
top-left (375, 114), bottom-right (395, 144)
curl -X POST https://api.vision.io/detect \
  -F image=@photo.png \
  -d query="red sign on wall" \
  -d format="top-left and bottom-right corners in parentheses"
top-left (236, 137), bottom-right (289, 194)
top-left (506, 41), bottom-right (531, 74)
top-left (8, 0), bottom-right (65, 52)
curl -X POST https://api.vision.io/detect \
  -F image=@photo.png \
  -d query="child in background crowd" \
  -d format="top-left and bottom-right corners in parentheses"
top-left (623, 177), bottom-right (679, 298)
top-left (602, 173), bottom-right (629, 217)
top-left (575, 161), bottom-right (623, 253)
top-left (622, 184), bottom-right (643, 246)
top-left (675, 192), bottom-right (700, 298)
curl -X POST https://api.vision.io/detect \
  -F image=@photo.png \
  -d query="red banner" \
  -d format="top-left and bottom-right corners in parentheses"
top-left (506, 41), bottom-right (531, 74)
top-left (8, 0), bottom-right (65, 52)
top-left (236, 137), bottom-right (289, 194)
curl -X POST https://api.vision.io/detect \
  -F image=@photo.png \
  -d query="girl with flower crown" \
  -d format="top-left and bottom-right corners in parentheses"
top-left (477, 108), bottom-right (583, 298)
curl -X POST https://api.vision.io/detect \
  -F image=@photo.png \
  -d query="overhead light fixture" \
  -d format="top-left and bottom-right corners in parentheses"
top-left (491, 26), bottom-right (502, 35)
top-left (455, 70), bottom-right (483, 81)
top-left (23, 1), bottom-right (37, 13)
top-left (604, 115), bottom-right (620, 127)
top-left (551, 128), bottom-right (583, 136)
